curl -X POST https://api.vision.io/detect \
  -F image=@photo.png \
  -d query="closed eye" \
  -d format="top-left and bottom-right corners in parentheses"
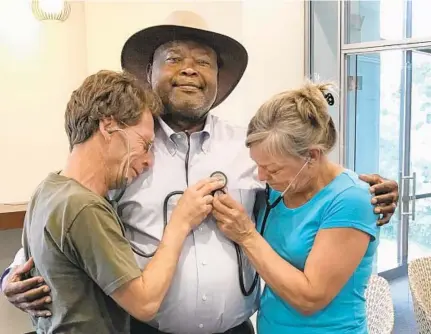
top-left (196, 59), bottom-right (211, 66)
top-left (145, 141), bottom-right (154, 153)
top-left (166, 56), bottom-right (182, 63)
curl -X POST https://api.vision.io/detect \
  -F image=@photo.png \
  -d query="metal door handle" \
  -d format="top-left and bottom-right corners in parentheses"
top-left (412, 172), bottom-right (416, 221)
top-left (398, 171), bottom-right (402, 221)
top-left (400, 172), bottom-right (417, 221)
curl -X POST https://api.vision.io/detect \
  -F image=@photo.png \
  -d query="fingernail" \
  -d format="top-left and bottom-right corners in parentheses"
top-left (371, 198), bottom-right (377, 204)
top-left (374, 208), bottom-right (381, 214)
top-left (38, 278), bottom-right (44, 283)
top-left (45, 297), bottom-right (51, 303)
top-left (46, 312), bottom-right (52, 317)
top-left (43, 286), bottom-right (50, 293)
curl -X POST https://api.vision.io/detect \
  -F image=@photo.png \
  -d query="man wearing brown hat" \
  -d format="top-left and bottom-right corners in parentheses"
top-left (2, 11), bottom-right (399, 334)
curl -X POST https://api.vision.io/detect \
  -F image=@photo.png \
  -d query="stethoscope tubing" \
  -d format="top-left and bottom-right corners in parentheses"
top-left (112, 172), bottom-right (281, 297)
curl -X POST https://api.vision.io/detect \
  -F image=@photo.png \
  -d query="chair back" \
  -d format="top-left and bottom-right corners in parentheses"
top-left (365, 274), bottom-right (394, 334)
top-left (408, 257), bottom-right (431, 333)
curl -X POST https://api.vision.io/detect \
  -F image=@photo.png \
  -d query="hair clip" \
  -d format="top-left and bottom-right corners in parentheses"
top-left (324, 93), bottom-right (335, 106)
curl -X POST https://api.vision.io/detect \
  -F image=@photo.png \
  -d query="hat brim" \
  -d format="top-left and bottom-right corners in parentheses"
top-left (121, 25), bottom-right (248, 109)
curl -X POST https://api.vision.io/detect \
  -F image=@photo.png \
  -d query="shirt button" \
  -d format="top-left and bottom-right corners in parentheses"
top-left (198, 226), bottom-right (203, 231)
top-left (199, 324), bottom-right (204, 328)
top-left (202, 295), bottom-right (207, 301)
top-left (202, 260), bottom-right (207, 266)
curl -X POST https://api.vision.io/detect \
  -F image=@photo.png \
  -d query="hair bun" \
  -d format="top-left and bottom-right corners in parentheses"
top-left (293, 81), bottom-right (335, 129)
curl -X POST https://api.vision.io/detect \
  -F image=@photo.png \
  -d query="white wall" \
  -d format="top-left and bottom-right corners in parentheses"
top-left (241, 0), bottom-right (305, 125)
top-left (0, 1), bottom-right (88, 203)
top-left (0, 0), bottom-right (305, 202)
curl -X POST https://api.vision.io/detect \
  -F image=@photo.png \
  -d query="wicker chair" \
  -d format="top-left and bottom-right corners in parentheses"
top-left (365, 274), bottom-right (394, 334)
top-left (408, 257), bottom-right (431, 333)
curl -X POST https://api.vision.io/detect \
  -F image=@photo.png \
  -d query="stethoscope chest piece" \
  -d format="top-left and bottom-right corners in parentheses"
top-left (210, 171), bottom-right (228, 187)
top-left (210, 171), bottom-right (228, 195)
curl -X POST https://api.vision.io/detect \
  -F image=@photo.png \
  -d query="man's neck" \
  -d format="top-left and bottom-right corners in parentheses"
top-left (61, 142), bottom-right (109, 197)
top-left (162, 114), bottom-right (208, 134)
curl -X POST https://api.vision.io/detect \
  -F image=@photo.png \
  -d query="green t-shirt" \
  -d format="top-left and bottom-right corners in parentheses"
top-left (22, 173), bottom-right (142, 334)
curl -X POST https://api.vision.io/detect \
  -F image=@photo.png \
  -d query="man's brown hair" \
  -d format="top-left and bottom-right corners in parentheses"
top-left (65, 70), bottom-right (162, 150)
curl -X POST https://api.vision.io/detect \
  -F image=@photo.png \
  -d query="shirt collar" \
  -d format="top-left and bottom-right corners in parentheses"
top-left (156, 114), bottom-right (213, 155)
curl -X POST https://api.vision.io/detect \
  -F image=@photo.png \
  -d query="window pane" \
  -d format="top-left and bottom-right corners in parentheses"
top-left (411, 50), bottom-right (431, 195)
top-left (412, 0), bottom-right (431, 39)
top-left (346, 47), bottom-right (431, 272)
top-left (408, 50), bottom-right (431, 262)
top-left (346, 51), bottom-right (403, 272)
top-left (345, 0), bottom-right (405, 44)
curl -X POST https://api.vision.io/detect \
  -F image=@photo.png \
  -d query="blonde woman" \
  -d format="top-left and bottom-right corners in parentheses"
top-left (212, 81), bottom-right (379, 334)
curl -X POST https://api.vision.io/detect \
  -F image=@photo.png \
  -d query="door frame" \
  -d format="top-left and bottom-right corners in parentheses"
top-left (306, 0), bottom-right (431, 279)
top-left (339, 0), bottom-right (431, 279)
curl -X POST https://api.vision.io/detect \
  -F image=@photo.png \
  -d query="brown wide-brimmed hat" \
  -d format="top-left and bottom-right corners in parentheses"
top-left (121, 11), bottom-right (248, 109)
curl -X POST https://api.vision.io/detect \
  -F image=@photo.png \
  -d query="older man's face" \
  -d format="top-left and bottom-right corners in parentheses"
top-left (149, 40), bottom-right (218, 121)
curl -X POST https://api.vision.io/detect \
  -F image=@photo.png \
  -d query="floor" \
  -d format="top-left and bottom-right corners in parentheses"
top-left (0, 228), bottom-right (420, 334)
top-left (391, 276), bottom-right (418, 334)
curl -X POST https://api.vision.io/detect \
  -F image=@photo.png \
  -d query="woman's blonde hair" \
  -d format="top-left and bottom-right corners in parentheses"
top-left (246, 80), bottom-right (337, 158)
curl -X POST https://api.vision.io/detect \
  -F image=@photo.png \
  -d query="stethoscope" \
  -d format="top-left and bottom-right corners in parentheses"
top-left (109, 145), bottom-right (256, 296)
top-left (155, 170), bottom-right (260, 297)
top-left (106, 128), bottom-right (230, 258)
top-left (121, 171), bottom-right (228, 258)
top-left (108, 126), bottom-right (310, 297)
top-left (238, 157), bottom-right (311, 296)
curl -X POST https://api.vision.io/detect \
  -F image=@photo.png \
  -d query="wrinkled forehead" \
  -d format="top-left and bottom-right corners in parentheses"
top-left (153, 39), bottom-right (217, 60)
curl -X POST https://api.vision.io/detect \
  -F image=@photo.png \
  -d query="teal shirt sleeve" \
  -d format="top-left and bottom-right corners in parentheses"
top-left (320, 185), bottom-right (379, 241)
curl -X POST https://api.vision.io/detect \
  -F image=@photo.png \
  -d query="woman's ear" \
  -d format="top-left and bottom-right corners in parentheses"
top-left (308, 149), bottom-right (321, 163)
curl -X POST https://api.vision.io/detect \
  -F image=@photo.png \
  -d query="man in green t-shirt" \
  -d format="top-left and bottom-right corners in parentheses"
top-left (21, 70), bottom-right (224, 333)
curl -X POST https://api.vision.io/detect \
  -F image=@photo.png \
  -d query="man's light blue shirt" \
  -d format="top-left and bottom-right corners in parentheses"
top-left (117, 114), bottom-right (263, 333)
top-left (256, 170), bottom-right (379, 334)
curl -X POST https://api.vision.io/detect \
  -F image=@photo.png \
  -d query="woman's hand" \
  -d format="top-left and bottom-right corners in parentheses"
top-left (212, 193), bottom-right (256, 244)
top-left (170, 177), bottom-right (224, 232)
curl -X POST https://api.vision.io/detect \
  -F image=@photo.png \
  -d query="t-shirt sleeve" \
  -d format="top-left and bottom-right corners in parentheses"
top-left (320, 186), bottom-right (379, 241)
top-left (66, 203), bottom-right (142, 295)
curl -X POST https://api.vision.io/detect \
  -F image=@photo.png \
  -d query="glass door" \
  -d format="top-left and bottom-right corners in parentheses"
top-left (345, 46), bottom-right (431, 277)
top-left (407, 49), bottom-right (431, 262)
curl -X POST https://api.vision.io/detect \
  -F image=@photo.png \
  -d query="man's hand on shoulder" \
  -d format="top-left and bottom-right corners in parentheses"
top-left (359, 173), bottom-right (399, 226)
top-left (3, 258), bottom-right (52, 317)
